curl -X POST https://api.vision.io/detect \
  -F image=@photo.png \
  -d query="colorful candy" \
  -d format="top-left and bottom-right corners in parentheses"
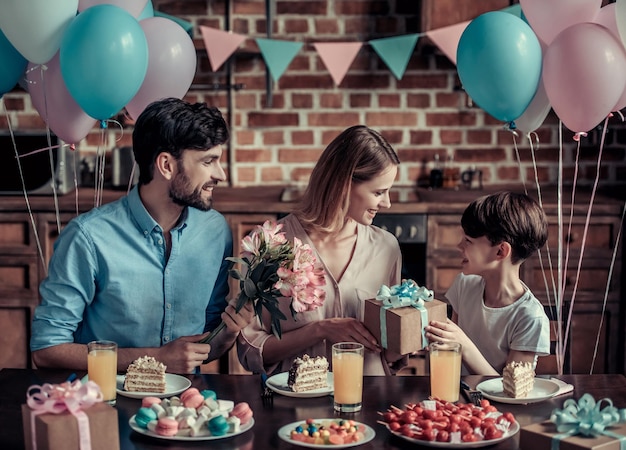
top-left (289, 419), bottom-right (365, 445)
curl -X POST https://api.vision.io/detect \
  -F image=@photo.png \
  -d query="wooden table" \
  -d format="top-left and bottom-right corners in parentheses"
top-left (1, 369), bottom-right (625, 450)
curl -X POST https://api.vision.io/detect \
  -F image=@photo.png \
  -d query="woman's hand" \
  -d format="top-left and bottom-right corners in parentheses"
top-left (319, 317), bottom-right (381, 353)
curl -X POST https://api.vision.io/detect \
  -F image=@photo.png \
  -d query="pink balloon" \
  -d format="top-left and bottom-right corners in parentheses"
top-left (520, 0), bottom-right (602, 45)
top-left (27, 54), bottom-right (97, 144)
top-left (78, 0), bottom-right (148, 18)
top-left (125, 17), bottom-right (197, 120)
top-left (593, 4), bottom-right (626, 111)
top-left (542, 23), bottom-right (626, 133)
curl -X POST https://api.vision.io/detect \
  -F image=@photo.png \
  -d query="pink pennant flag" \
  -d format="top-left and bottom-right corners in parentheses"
top-left (313, 42), bottom-right (363, 86)
top-left (199, 26), bottom-right (246, 71)
top-left (425, 21), bottom-right (470, 65)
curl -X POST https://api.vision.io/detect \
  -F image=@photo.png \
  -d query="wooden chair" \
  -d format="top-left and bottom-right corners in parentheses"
top-left (535, 304), bottom-right (570, 375)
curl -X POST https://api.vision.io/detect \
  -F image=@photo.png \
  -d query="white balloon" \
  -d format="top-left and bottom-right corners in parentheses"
top-left (0, 0), bottom-right (78, 64)
top-left (513, 78), bottom-right (552, 134)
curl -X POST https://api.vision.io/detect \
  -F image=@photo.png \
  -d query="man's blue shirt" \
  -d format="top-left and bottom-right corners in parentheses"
top-left (31, 186), bottom-right (232, 351)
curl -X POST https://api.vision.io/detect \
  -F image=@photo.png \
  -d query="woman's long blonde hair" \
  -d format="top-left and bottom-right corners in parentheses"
top-left (295, 125), bottom-right (400, 234)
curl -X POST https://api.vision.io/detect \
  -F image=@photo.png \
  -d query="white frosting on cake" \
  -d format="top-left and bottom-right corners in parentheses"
top-left (124, 356), bottom-right (167, 393)
top-left (502, 361), bottom-right (535, 398)
top-left (287, 354), bottom-right (329, 392)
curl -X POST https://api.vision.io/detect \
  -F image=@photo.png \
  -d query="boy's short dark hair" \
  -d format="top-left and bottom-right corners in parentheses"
top-left (461, 191), bottom-right (548, 264)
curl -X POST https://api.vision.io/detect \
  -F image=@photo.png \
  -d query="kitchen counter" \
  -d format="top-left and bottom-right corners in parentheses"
top-left (1, 184), bottom-right (623, 215)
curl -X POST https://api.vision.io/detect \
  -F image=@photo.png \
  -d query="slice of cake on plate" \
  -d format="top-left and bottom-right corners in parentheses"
top-left (124, 356), bottom-right (167, 393)
top-left (502, 361), bottom-right (535, 398)
top-left (287, 354), bottom-right (329, 392)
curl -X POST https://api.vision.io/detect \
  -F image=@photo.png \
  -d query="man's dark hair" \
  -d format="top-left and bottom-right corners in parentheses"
top-left (132, 98), bottom-right (229, 184)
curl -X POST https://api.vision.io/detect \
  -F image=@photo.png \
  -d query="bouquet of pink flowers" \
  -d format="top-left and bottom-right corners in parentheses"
top-left (201, 220), bottom-right (326, 343)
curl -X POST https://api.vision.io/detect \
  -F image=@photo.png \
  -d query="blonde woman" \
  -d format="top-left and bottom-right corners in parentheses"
top-left (238, 125), bottom-right (406, 376)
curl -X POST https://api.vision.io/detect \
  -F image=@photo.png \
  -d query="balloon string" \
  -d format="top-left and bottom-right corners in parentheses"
top-left (593, 201), bottom-right (625, 374)
top-left (511, 130), bottom-right (527, 192)
top-left (563, 116), bottom-right (608, 373)
top-left (14, 144), bottom-right (63, 158)
top-left (560, 141), bottom-right (579, 310)
top-left (529, 130), bottom-right (562, 374)
top-left (556, 121), bottom-right (565, 374)
top-left (1, 98), bottom-right (48, 274)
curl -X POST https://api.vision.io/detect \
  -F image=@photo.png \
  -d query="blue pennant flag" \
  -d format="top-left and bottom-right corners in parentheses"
top-left (369, 34), bottom-right (419, 80)
top-left (256, 38), bottom-right (304, 83)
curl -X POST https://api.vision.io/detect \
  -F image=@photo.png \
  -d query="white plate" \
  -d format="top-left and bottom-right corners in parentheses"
top-left (278, 419), bottom-right (375, 448)
top-left (129, 415), bottom-right (254, 441)
top-left (266, 372), bottom-right (334, 398)
top-left (382, 420), bottom-right (519, 448)
top-left (476, 377), bottom-right (561, 404)
top-left (117, 374), bottom-right (192, 399)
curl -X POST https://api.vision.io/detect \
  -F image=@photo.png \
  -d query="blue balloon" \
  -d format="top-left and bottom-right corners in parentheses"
top-left (457, 11), bottom-right (542, 123)
top-left (0, 29), bottom-right (28, 96)
top-left (60, 4), bottom-right (148, 120)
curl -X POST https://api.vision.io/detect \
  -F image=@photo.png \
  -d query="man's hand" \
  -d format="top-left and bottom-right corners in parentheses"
top-left (157, 333), bottom-right (211, 373)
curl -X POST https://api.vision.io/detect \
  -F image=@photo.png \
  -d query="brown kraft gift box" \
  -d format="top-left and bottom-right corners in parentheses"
top-left (519, 421), bottom-right (626, 450)
top-left (22, 402), bottom-right (119, 450)
top-left (363, 297), bottom-right (448, 355)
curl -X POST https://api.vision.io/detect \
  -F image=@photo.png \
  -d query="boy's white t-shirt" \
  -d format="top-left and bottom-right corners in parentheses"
top-left (445, 273), bottom-right (550, 374)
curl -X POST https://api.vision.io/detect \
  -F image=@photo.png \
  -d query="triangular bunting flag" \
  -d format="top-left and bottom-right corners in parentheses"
top-left (200, 26), bottom-right (246, 72)
top-left (369, 34), bottom-right (419, 80)
top-left (256, 38), bottom-right (303, 83)
top-left (154, 11), bottom-right (193, 38)
top-left (500, 4), bottom-right (522, 18)
top-left (425, 21), bottom-right (470, 65)
top-left (313, 42), bottom-right (362, 85)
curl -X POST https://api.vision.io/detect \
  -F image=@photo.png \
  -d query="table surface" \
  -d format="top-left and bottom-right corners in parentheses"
top-left (2, 369), bottom-right (625, 450)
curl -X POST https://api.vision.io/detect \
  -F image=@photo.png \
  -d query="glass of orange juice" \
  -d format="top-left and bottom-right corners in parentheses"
top-left (87, 340), bottom-right (118, 405)
top-left (429, 341), bottom-right (462, 402)
top-left (332, 342), bottom-right (364, 412)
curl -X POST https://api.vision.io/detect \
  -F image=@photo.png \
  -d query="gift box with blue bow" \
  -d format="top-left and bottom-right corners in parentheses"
top-left (520, 394), bottom-right (626, 450)
top-left (363, 280), bottom-right (447, 355)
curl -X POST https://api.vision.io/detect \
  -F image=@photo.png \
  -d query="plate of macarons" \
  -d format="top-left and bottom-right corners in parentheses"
top-left (129, 388), bottom-right (254, 441)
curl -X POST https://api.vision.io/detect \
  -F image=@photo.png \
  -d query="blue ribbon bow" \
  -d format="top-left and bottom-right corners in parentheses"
top-left (549, 394), bottom-right (626, 450)
top-left (374, 280), bottom-right (434, 350)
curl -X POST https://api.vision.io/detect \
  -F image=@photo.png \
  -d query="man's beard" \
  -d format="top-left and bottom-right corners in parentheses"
top-left (169, 170), bottom-right (214, 211)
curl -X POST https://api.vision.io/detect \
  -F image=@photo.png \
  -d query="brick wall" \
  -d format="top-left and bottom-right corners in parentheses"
top-left (2, 0), bottom-right (625, 189)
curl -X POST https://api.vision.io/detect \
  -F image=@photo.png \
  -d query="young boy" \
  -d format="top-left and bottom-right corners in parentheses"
top-left (425, 191), bottom-right (550, 375)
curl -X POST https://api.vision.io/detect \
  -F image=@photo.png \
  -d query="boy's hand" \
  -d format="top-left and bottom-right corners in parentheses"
top-left (425, 319), bottom-right (472, 349)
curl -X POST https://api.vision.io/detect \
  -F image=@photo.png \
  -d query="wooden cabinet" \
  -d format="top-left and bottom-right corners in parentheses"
top-left (0, 214), bottom-right (40, 369)
top-left (426, 211), bottom-right (623, 374)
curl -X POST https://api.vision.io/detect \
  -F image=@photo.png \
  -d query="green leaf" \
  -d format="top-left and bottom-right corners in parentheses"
top-left (229, 269), bottom-right (243, 280)
top-left (243, 277), bottom-right (257, 297)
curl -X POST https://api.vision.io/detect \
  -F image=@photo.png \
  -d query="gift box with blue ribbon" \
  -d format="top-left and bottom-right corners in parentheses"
top-left (520, 394), bottom-right (626, 450)
top-left (363, 280), bottom-right (447, 355)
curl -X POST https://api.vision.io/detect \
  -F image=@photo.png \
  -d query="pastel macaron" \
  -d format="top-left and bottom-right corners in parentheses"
top-left (229, 402), bottom-right (253, 425)
top-left (200, 389), bottom-right (217, 401)
top-left (180, 388), bottom-right (205, 409)
top-left (141, 396), bottom-right (162, 408)
top-left (155, 417), bottom-right (179, 437)
top-left (134, 407), bottom-right (157, 429)
top-left (208, 415), bottom-right (229, 436)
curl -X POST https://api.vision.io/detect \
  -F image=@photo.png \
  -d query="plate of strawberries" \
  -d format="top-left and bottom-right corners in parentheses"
top-left (378, 398), bottom-right (519, 448)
